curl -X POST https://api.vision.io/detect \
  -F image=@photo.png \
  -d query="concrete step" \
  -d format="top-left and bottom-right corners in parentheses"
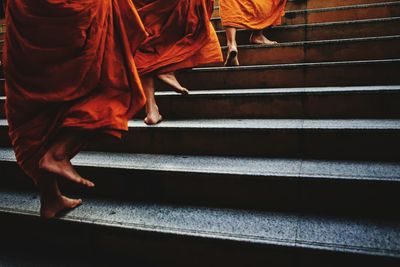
top-left (216, 17), bottom-right (400, 45)
top-left (1, 119), bottom-right (399, 160)
top-left (212, 1), bottom-right (400, 30)
top-left (74, 119), bottom-right (400, 160)
top-left (144, 86), bottom-right (400, 119)
top-left (219, 36), bottom-right (400, 66)
top-left (171, 59), bottom-right (400, 90)
top-left (0, 189), bottom-right (399, 266)
top-left (1, 148), bottom-right (399, 217)
top-left (3, 86), bottom-right (400, 120)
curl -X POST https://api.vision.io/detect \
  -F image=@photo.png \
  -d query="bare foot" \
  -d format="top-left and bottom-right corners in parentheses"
top-left (157, 72), bottom-right (189, 95)
top-left (40, 194), bottom-right (82, 219)
top-left (250, 33), bottom-right (278, 45)
top-left (144, 106), bottom-right (163, 125)
top-left (224, 46), bottom-right (239, 66)
top-left (39, 153), bottom-right (95, 188)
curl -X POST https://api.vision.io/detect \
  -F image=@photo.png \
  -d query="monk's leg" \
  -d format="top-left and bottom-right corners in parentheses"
top-left (142, 75), bottom-right (163, 125)
top-left (157, 72), bottom-right (189, 95)
top-left (250, 29), bottom-right (278, 45)
top-left (39, 131), bottom-right (95, 188)
top-left (38, 175), bottom-right (82, 219)
top-left (224, 27), bottom-right (239, 66)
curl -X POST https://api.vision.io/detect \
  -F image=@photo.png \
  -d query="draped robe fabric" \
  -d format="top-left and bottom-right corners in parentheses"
top-left (3, 0), bottom-right (147, 183)
top-left (133, 0), bottom-right (223, 76)
top-left (220, 0), bottom-right (287, 30)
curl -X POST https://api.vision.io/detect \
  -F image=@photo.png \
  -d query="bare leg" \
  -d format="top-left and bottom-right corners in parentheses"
top-left (39, 131), bottom-right (95, 188)
top-left (157, 72), bottom-right (189, 95)
top-left (250, 30), bottom-right (278, 45)
top-left (142, 75), bottom-right (163, 125)
top-left (38, 175), bottom-right (82, 219)
top-left (224, 27), bottom-right (239, 66)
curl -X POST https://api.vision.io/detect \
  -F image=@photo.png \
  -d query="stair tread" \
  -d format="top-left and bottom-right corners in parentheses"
top-left (1, 148), bottom-right (399, 181)
top-left (0, 189), bottom-right (399, 257)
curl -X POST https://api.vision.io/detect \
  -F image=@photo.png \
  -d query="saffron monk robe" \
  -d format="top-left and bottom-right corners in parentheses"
top-left (3, 0), bottom-right (147, 218)
top-left (220, 0), bottom-right (287, 66)
top-left (133, 0), bottom-right (223, 125)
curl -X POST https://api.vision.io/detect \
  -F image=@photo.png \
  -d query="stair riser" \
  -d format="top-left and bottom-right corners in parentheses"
top-left (173, 62), bottom-right (400, 90)
top-left (1, 212), bottom-right (399, 267)
top-left (217, 19), bottom-right (400, 45)
top-left (212, 4), bottom-right (400, 29)
top-left (1, 126), bottom-right (399, 160)
top-left (0, 213), bottom-right (310, 267)
top-left (2, 161), bottom-right (400, 218)
top-left (220, 38), bottom-right (400, 66)
top-left (4, 62), bottom-right (399, 95)
top-left (101, 130), bottom-right (400, 160)
top-left (3, 91), bottom-right (400, 120)
top-left (155, 91), bottom-right (400, 119)
top-left (145, 91), bottom-right (400, 119)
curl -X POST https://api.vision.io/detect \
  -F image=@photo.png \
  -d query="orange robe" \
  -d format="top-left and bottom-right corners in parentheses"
top-left (3, 0), bottom-right (147, 183)
top-left (220, 0), bottom-right (287, 30)
top-left (133, 0), bottom-right (223, 75)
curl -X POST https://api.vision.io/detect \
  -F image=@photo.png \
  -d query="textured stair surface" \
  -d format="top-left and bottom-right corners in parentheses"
top-left (1, 0), bottom-right (400, 265)
top-left (1, 148), bottom-right (400, 217)
top-left (0, 189), bottom-right (400, 267)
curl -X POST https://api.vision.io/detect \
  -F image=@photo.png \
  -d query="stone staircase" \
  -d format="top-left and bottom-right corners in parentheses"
top-left (0, 0), bottom-right (400, 266)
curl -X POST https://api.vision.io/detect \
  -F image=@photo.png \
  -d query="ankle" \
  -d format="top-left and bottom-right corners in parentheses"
top-left (41, 193), bottom-right (60, 204)
top-left (146, 104), bottom-right (159, 115)
top-left (40, 151), bottom-right (65, 167)
top-left (228, 42), bottom-right (237, 49)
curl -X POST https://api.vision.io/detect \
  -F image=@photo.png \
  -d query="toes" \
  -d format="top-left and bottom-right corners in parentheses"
top-left (79, 178), bottom-right (95, 188)
top-left (179, 88), bottom-right (189, 95)
top-left (72, 199), bottom-right (83, 207)
top-left (68, 199), bottom-right (82, 208)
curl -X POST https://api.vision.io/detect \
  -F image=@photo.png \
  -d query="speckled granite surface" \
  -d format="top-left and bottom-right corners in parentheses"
top-left (1, 148), bottom-right (399, 181)
top-left (0, 189), bottom-right (399, 257)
